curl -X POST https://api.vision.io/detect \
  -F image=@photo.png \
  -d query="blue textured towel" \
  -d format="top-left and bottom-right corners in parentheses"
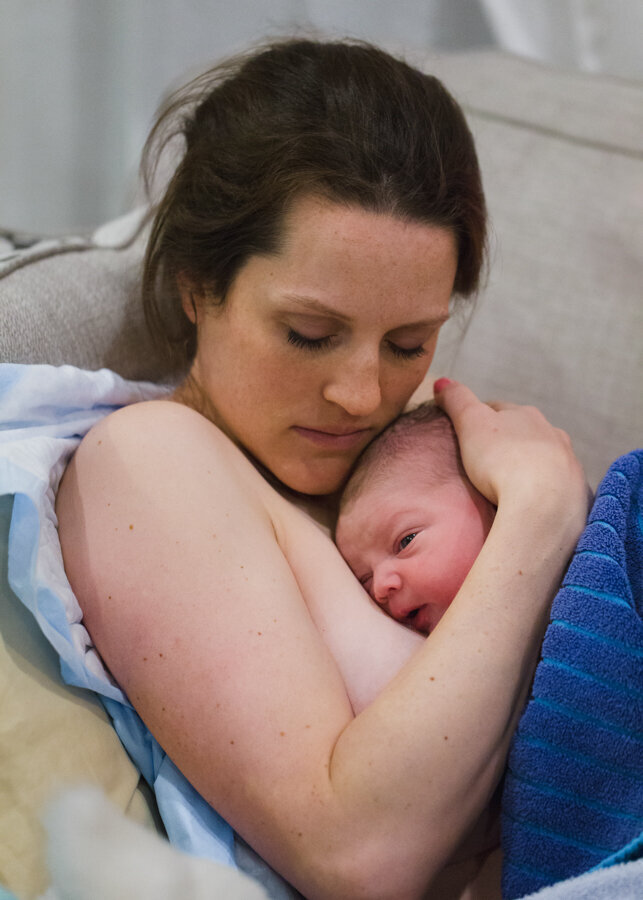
top-left (501, 450), bottom-right (643, 898)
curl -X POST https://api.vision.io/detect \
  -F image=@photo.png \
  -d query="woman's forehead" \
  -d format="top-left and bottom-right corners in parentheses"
top-left (279, 193), bottom-right (456, 263)
top-left (270, 195), bottom-right (457, 305)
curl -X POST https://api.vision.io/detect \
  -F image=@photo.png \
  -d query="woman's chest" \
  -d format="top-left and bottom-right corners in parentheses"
top-left (271, 498), bottom-right (423, 713)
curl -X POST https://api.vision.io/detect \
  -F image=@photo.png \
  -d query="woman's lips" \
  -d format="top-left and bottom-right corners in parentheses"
top-left (292, 426), bottom-right (372, 450)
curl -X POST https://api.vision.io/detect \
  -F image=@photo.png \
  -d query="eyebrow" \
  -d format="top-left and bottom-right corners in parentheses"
top-left (281, 293), bottom-right (450, 329)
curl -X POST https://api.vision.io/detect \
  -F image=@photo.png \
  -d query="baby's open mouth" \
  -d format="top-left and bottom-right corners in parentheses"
top-left (401, 606), bottom-right (431, 636)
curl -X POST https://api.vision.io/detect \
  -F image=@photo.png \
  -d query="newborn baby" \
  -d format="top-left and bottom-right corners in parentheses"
top-left (336, 402), bottom-right (496, 635)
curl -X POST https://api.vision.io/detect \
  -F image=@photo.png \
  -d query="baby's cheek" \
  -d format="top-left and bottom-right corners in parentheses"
top-left (430, 540), bottom-right (481, 611)
top-left (448, 522), bottom-right (487, 595)
top-left (432, 570), bottom-right (465, 614)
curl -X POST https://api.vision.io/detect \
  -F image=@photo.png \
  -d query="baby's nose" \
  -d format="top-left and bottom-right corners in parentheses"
top-left (372, 564), bottom-right (402, 605)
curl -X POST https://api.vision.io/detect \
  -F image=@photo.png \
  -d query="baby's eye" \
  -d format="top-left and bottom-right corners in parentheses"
top-left (399, 533), bottom-right (417, 551)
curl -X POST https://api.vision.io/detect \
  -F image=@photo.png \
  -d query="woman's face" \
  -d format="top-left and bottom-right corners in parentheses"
top-left (184, 194), bottom-right (457, 495)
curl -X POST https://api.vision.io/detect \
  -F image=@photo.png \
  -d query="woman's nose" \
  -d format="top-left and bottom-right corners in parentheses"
top-left (322, 351), bottom-right (382, 417)
top-left (372, 563), bottom-right (402, 606)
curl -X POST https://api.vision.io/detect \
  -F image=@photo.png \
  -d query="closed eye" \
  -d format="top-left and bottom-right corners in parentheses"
top-left (288, 329), bottom-right (426, 359)
top-left (387, 343), bottom-right (426, 361)
top-left (359, 574), bottom-right (373, 596)
top-left (287, 329), bottom-right (335, 351)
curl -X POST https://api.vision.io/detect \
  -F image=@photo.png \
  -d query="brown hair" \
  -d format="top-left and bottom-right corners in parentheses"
top-left (340, 403), bottom-right (466, 511)
top-left (141, 38), bottom-right (487, 367)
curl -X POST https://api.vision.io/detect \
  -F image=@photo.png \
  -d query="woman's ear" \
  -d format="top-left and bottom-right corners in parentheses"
top-left (177, 274), bottom-right (200, 324)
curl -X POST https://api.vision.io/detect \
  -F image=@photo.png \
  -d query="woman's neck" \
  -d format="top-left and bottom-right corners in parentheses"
top-left (252, 457), bottom-right (341, 535)
top-left (169, 376), bottom-right (341, 536)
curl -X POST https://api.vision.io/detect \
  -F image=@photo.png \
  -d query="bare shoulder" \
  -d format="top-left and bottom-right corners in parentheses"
top-left (60, 398), bottom-right (278, 548)
top-left (70, 398), bottom-right (260, 486)
top-left (56, 397), bottom-right (286, 658)
top-left (60, 395), bottom-right (423, 710)
top-left (55, 398), bottom-right (356, 882)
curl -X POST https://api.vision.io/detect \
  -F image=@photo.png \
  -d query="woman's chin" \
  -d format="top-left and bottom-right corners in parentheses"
top-left (284, 474), bottom-right (347, 499)
top-left (274, 460), bottom-right (352, 498)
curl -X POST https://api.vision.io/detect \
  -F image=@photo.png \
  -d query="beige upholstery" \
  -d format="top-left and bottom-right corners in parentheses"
top-left (425, 52), bottom-right (643, 488)
top-left (0, 496), bottom-right (162, 899)
top-left (0, 210), bottom-right (170, 383)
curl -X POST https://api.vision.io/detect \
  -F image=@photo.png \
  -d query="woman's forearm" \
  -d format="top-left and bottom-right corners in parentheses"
top-left (322, 499), bottom-right (577, 898)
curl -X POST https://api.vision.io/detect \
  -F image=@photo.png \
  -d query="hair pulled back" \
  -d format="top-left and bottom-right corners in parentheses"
top-left (142, 38), bottom-right (487, 366)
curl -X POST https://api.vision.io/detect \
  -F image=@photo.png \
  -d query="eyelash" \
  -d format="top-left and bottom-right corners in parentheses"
top-left (287, 330), bottom-right (334, 352)
top-left (287, 329), bottom-right (426, 360)
top-left (389, 344), bottom-right (426, 361)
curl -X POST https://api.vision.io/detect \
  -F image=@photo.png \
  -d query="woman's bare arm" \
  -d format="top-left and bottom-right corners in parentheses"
top-left (56, 390), bottom-right (587, 900)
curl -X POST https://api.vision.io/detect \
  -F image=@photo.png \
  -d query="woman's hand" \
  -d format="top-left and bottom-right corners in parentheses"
top-left (433, 378), bottom-right (590, 535)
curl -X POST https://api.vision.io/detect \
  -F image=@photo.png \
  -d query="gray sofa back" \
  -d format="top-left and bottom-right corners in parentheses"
top-left (1, 51), bottom-right (641, 486)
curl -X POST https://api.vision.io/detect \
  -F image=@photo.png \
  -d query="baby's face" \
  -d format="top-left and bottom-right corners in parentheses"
top-left (336, 465), bottom-right (494, 634)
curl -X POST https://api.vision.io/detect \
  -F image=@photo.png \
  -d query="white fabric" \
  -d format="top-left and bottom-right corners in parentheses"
top-left (480, 0), bottom-right (643, 78)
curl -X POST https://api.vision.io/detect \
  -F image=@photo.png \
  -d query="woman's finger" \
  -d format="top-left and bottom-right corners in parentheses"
top-left (434, 380), bottom-right (520, 415)
top-left (432, 378), bottom-right (485, 424)
top-left (486, 401), bottom-right (520, 412)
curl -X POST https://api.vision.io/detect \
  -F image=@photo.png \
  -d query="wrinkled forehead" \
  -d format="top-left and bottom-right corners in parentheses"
top-left (336, 459), bottom-right (430, 559)
top-left (341, 437), bottom-right (438, 519)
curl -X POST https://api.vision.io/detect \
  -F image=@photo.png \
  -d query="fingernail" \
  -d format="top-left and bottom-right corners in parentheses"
top-left (433, 377), bottom-right (453, 393)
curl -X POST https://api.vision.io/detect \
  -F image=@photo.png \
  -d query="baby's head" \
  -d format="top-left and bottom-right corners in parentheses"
top-left (335, 403), bottom-right (495, 635)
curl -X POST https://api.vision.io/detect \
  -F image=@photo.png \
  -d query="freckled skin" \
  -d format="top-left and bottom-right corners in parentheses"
top-left (53, 191), bottom-right (588, 899)
top-left (175, 194), bottom-right (456, 497)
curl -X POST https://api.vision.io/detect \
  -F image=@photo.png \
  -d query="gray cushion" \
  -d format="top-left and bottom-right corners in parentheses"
top-left (0, 210), bottom-right (171, 383)
top-left (424, 51), bottom-right (643, 488)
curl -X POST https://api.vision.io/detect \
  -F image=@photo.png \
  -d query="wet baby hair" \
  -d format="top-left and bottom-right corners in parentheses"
top-left (340, 402), bottom-right (467, 514)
